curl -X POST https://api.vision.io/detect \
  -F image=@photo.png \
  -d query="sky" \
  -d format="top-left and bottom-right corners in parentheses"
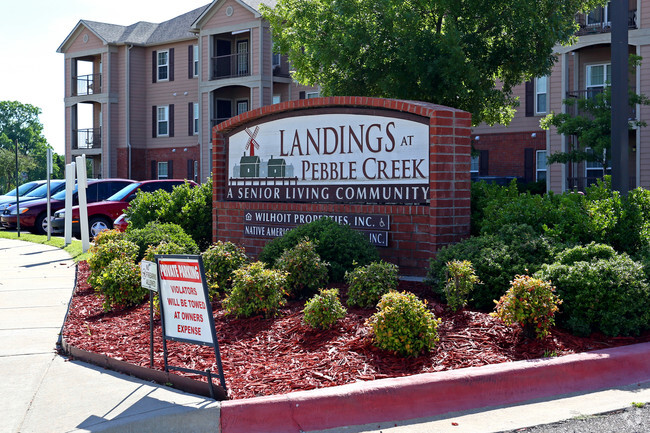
top-left (0, 0), bottom-right (211, 156)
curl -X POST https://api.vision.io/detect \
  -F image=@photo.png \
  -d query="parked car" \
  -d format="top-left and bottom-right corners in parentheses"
top-left (0, 180), bottom-right (45, 201)
top-left (0, 180), bottom-right (66, 212)
top-left (1, 179), bottom-right (134, 234)
top-left (50, 179), bottom-right (196, 238)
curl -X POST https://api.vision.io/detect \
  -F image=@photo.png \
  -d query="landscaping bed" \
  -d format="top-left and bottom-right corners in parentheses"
top-left (62, 261), bottom-right (650, 400)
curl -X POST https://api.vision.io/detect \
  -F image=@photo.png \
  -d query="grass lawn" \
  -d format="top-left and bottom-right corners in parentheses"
top-left (0, 230), bottom-right (91, 262)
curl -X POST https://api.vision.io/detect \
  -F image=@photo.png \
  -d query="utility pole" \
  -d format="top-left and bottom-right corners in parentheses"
top-left (611, 0), bottom-right (630, 194)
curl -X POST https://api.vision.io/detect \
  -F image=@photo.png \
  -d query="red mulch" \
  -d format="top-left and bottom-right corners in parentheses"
top-left (62, 261), bottom-right (650, 400)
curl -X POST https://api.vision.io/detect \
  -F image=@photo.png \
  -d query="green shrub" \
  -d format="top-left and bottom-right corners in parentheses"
top-left (274, 238), bottom-right (329, 298)
top-left (92, 258), bottom-right (145, 311)
top-left (444, 260), bottom-right (480, 312)
top-left (223, 262), bottom-right (287, 318)
top-left (143, 241), bottom-right (189, 262)
top-left (491, 275), bottom-right (562, 339)
top-left (303, 288), bottom-right (347, 329)
top-left (427, 224), bottom-right (555, 311)
top-left (366, 291), bottom-right (441, 357)
top-left (346, 261), bottom-right (399, 308)
top-left (258, 217), bottom-right (379, 282)
top-left (92, 228), bottom-right (125, 246)
top-left (124, 222), bottom-right (198, 262)
top-left (125, 179), bottom-right (213, 249)
top-left (536, 246), bottom-right (650, 337)
top-left (87, 239), bottom-right (139, 288)
top-left (201, 241), bottom-right (249, 298)
top-left (555, 242), bottom-right (616, 265)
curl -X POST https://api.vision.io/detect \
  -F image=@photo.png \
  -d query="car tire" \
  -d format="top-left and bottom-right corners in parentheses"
top-left (89, 216), bottom-right (112, 239)
top-left (32, 213), bottom-right (48, 235)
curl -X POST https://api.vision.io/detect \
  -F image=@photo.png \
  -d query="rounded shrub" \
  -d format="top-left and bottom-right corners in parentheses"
top-left (201, 241), bottom-right (249, 298)
top-left (444, 260), bottom-right (480, 312)
top-left (223, 262), bottom-right (287, 318)
top-left (536, 245), bottom-right (650, 337)
top-left (346, 260), bottom-right (399, 308)
top-left (143, 241), bottom-right (190, 262)
top-left (124, 221), bottom-right (198, 262)
top-left (491, 275), bottom-right (562, 339)
top-left (258, 217), bottom-right (379, 282)
top-left (366, 291), bottom-right (441, 357)
top-left (274, 238), bottom-right (329, 298)
top-left (303, 288), bottom-right (347, 330)
top-left (93, 258), bottom-right (145, 311)
top-left (87, 239), bottom-right (139, 288)
top-left (427, 223), bottom-right (555, 311)
top-left (92, 228), bottom-right (125, 246)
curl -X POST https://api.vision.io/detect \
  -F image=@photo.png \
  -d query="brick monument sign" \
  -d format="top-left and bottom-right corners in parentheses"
top-left (212, 97), bottom-right (471, 277)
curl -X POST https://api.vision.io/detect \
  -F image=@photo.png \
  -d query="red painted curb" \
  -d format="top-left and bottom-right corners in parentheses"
top-left (220, 342), bottom-right (650, 433)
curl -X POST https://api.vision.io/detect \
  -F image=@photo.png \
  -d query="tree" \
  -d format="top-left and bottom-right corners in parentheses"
top-left (262, 0), bottom-right (603, 126)
top-left (0, 147), bottom-right (37, 193)
top-left (0, 101), bottom-right (63, 182)
top-left (540, 56), bottom-right (650, 172)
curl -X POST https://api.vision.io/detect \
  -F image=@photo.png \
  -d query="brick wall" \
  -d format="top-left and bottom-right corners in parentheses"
top-left (116, 145), bottom-right (200, 180)
top-left (212, 97), bottom-right (471, 277)
top-left (472, 131), bottom-right (546, 179)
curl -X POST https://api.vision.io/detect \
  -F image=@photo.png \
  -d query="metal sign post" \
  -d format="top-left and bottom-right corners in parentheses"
top-left (140, 260), bottom-right (158, 368)
top-left (155, 255), bottom-right (227, 399)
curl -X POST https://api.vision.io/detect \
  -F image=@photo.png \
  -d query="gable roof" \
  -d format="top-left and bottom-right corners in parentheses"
top-left (58, 4), bottom-right (210, 52)
top-left (191, 0), bottom-right (277, 29)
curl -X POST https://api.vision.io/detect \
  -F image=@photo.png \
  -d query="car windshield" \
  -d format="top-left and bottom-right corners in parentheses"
top-left (3, 182), bottom-right (39, 197)
top-left (52, 184), bottom-right (78, 201)
top-left (24, 181), bottom-right (65, 198)
top-left (106, 183), bottom-right (142, 201)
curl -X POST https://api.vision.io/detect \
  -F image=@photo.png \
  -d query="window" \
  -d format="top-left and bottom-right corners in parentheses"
top-left (158, 50), bottom-right (169, 81)
top-left (237, 100), bottom-right (248, 115)
top-left (585, 147), bottom-right (611, 183)
top-left (306, 91), bottom-right (320, 99)
top-left (158, 162), bottom-right (169, 179)
top-left (586, 63), bottom-right (611, 98)
top-left (535, 76), bottom-right (547, 114)
top-left (536, 150), bottom-right (547, 181)
top-left (193, 45), bottom-right (199, 77)
top-left (237, 41), bottom-right (248, 75)
top-left (157, 106), bottom-right (169, 136)
top-left (193, 103), bottom-right (199, 135)
top-left (586, 2), bottom-right (610, 27)
top-left (272, 95), bottom-right (281, 104)
top-left (470, 155), bottom-right (479, 174)
top-left (272, 52), bottom-right (280, 67)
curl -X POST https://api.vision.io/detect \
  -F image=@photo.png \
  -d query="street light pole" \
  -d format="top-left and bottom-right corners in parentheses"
top-left (611, 0), bottom-right (630, 194)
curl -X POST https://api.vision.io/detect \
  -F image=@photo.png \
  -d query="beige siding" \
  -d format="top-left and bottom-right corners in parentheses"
top-left (640, 44), bottom-right (650, 187)
top-left (67, 28), bottom-right (104, 53)
top-left (204, 0), bottom-right (256, 28)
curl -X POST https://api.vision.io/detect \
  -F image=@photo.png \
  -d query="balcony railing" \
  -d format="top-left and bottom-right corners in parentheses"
top-left (565, 89), bottom-right (636, 120)
top-left (211, 52), bottom-right (250, 80)
top-left (72, 128), bottom-right (102, 150)
top-left (575, 8), bottom-right (636, 35)
top-left (72, 74), bottom-right (102, 96)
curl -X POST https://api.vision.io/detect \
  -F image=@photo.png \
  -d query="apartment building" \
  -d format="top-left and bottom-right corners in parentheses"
top-left (472, 0), bottom-right (648, 192)
top-left (57, 0), bottom-right (317, 182)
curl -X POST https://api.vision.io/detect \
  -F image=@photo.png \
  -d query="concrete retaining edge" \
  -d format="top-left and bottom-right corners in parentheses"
top-left (220, 342), bottom-right (650, 433)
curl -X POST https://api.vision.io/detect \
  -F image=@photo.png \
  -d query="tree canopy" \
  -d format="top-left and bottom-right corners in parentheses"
top-left (262, 0), bottom-right (603, 126)
top-left (0, 101), bottom-right (63, 190)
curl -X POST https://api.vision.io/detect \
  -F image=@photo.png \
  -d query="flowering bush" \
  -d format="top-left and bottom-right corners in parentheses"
top-left (444, 260), bottom-right (480, 311)
top-left (303, 288), bottom-right (347, 329)
top-left (491, 275), bottom-right (562, 339)
top-left (366, 291), bottom-right (441, 357)
top-left (201, 241), bottom-right (249, 298)
top-left (92, 228), bottom-right (125, 246)
top-left (275, 238), bottom-right (328, 298)
top-left (87, 239), bottom-right (139, 288)
top-left (223, 262), bottom-right (287, 318)
top-left (346, 261), bottom-right (399, 308)
top-left (92, 258), bottom-right (144, 311)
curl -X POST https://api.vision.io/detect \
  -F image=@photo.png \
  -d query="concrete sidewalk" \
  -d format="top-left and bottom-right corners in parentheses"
top-left (1, 237), bottom-right (649, 433)
top-left (0, 238), bottom-right (218, 433)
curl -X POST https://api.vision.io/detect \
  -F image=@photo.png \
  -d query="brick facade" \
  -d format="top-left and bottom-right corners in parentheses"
top-left (472, 131), bottom-right (547, 180)
top-left (212, 97), bottom-right (471, 277)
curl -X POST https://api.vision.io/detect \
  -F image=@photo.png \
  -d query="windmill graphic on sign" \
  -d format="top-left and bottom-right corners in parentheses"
top-left (245, 126), bottom-right (260, 156)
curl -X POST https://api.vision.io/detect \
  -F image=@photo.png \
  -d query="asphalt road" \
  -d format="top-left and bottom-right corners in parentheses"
top-left (505, 404), bottom-right (650, 432)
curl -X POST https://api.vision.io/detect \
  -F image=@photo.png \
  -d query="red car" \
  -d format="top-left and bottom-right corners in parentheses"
top-left (1, 179), bottom-right (134, 234)
top-left (50, 179), bottom-right (196, 238)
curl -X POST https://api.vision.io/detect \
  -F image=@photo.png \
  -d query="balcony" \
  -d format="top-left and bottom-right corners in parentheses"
top-left (565, 89), bottom-right (636, 120)
top-left (72, 128), bottom-right (101, 150)
top-left (211, 52), bottom-right (250, 80)
top-left (72, 74), bottom-right (102, 96)
top-left (575, 8), bottom-right (636, 36)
